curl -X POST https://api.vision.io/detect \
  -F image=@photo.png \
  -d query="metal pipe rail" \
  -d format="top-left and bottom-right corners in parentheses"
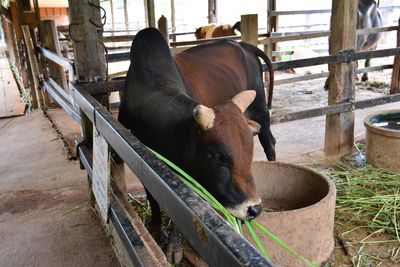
top-left (38, 47), bottom-right (74, 82)
top-left (43, 80), bottom-right (81, 123)
top-left (70, 83), bottom-right (272, 267)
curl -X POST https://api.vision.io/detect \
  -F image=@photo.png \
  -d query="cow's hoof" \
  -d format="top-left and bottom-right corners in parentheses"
top-left (361, 74), bottom-right (369, 82)
top-left (166, 227), bottom-right (183, 264)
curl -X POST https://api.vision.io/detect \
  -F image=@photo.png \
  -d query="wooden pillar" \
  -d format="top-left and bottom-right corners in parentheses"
top-left (158, 15), bottom-right (169, 43)
top-left (109, 0), bottom-right (115, 33)
top-left (171, 0), bottom-right (176, 42)
top-left (390, 18), bottom-right (400, 94)
top-left (123, 0), bottom-right (129, 32)
top-left (324, 0), bottom-right (358, 156)
top-left (68, 0), bottom-right (107, 82)
top-left (40, 20), bottom-right (69, 91)
top-left (241, 14), bottom-right (258, 46)
top-left (22, 25), bottom-right (44, 108)
top-left (144, 0), bottom-right (156, 28)
top-left (266, 0), bottom-right (278, 60)
top-left (208, 0), bottom-right (217, 24)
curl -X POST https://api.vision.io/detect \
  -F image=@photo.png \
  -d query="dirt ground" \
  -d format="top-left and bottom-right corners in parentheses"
top-left (0, 111), bottom-right (119, 267)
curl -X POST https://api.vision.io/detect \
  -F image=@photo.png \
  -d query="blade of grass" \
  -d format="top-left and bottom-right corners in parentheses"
top-left (245, 221), bottom-right (271, 261)
top-left (253, 221), bottom-right (319, 267)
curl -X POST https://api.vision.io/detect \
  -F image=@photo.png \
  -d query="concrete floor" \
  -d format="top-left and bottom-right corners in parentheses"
top-left (0, 111), bottom-right (119, 267)
top-left (253, 101), bottom-right (400, 162)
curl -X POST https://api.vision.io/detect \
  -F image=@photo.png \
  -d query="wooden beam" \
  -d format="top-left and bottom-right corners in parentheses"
top-left (144, 0), bottom-right (155, 28)
top-left (123, 0), bottom-right (128, 32)
top-left (171, 0), bottom-right (176, 41)
top-left (241, 14), bottom-right (258, 46)
top-left (324, 0), bottom-right (358, 156)
top-left (157, 15), bottom-right (169, 43)
top-left (266, 0), bottom-right (278, 60)
top-left (40, 20), bottom-right (69, 92)
top-left (22, 25), bottom-right (44, 108)
top-left (109, 0), bottom-right (115, 33)
top-left (68, 0), bottom-right (107, 82)
top-left (391, 19), bottom-right (400, 94)
top-left (208, 0), bottom-right (217, 24)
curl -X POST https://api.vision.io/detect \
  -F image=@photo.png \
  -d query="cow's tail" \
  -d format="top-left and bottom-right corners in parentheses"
top-left (239, 42), bottom-right (274, 109)
top-left (232, 21), bottom-right (241, 33)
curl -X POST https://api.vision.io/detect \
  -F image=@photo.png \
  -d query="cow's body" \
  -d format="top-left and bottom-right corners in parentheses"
top-left (195, 22), bottom-right (241, 39)
top-left (119, 28), bottom-right (275, 226)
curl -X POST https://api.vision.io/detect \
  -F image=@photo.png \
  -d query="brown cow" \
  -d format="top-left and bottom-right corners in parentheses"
top-left (119, 28), bottom-right (274, 261)
top-left (195, 21), bottom-right (241, 39)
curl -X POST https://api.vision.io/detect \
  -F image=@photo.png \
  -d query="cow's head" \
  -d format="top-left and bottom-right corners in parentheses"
top-left (192, 90), bottom-right (262, 220)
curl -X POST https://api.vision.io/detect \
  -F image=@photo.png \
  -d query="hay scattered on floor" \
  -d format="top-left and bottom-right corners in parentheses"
top-left (323, 159), bottom-right (400, 266)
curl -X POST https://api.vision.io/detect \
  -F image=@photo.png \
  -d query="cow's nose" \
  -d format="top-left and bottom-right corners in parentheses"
top-left (247, 203), bottom-right (262, 220)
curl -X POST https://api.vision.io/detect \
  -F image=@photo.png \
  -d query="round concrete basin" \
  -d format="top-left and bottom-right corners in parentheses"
top-left (364, 110), bottom-right (400, 172)
top-left (244, 161), bottom-right (336, 266)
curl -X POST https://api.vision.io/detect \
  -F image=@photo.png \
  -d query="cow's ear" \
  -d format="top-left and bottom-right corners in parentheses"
top-left (193, 105), bottom-right (215, 131)
top-left (231, 90), bottom-right (256, 113)
top-left (247, 119), bottom-right (260, 136)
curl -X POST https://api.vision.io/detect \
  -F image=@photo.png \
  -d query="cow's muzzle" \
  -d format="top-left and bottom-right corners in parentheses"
top-left (226, 197), bottom-right (262, 220)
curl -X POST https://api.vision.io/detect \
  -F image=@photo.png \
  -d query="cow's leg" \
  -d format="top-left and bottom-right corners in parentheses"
top-left (145, 189), bottom-right (163, 242)
top-left (250, 107), bottom-right (276, 161)
top-left (166, 226), bottom-right (183, 264)
top-left (361, 58), bottom-right (370, 82)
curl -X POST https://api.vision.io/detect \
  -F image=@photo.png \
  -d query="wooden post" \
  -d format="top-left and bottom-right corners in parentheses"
top-left (109, 0), bottom-right (115, 34)
top-left (208, 0), bottom-right (217, 24)
top-left (123, 0), bottom-right (129, 33)
top-left (144, 0), bottom-right (156, 28)
top-left (171, 0), bottom-right (176, 42)
top-left (266, 0), bottom-right (278, 60)
top-left (241, 14), bottom-right (258, 46)
top-left (158, 15), bottom-right (169, 43)
top-left (390, 19), bottom-right (400, 94)
top-left (40, 20), bottom-right (69, 91)
top-left (68, 0), bottom-right (107, 82)
top-left (22, 25), bottom-right (44, 108)
top-left (324, 0), bottom-right (358, 156)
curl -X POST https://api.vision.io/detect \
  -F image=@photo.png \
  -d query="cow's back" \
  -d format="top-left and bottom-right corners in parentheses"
top-left (174, 41), bottom-right (263, 107)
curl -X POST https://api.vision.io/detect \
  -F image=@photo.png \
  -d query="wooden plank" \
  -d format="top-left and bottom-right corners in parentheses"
top-left (391, 19), bottom-right (400, 94)
top-left (40, 20), bottom-right (69, 91)
top-left (324, 0), bottom-right (358, 156)
top-left (0, 50), bottom-right (25, 118)
top-left (240, 14), bottom-right (258, 46)
top-left (22, 25), bottom-right (44, 108)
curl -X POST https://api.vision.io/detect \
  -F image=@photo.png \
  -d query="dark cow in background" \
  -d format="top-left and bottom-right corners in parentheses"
top-left (195, 21), bottom-right (241, 39)
top-left (357, 0), bottom-right (383, 81)
top-left (118, 28), bottom-right (275, 257)
top-left (325, 0), bottom-right (383, 89)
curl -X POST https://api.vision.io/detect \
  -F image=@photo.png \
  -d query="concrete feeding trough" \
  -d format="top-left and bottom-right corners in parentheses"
top-left (245, 162), bottom-right (336, 266)
top-left (364, 110), bottom-right (400, 172)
